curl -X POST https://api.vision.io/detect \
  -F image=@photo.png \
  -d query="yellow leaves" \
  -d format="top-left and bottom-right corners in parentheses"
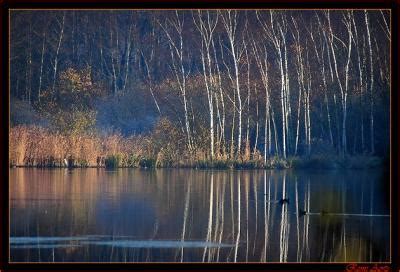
top-left (59, 67), bottom-right (93, 94)
top-left (37, 66), bottom-right (104, 134)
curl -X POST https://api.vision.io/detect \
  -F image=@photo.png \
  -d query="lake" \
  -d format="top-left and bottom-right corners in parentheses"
top-left (10, 168), bottom-right (390, 262)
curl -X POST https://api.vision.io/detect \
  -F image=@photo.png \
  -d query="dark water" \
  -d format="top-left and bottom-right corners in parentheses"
top-left (10, 168), bottom-right (390, 262)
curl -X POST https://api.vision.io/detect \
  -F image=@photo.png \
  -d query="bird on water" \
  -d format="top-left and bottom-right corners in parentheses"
top-left (279, 198), bottom-right (290, 205)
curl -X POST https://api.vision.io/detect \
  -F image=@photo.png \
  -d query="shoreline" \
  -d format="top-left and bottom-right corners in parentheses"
top-left (10, 155), bottom-right (385, 170)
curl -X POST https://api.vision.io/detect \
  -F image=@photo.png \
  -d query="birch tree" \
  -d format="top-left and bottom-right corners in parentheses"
top-left (37, 30), bottom-right (46, 101)
top-left (257, 11), bottom-right (289, 158)
top-left (212, 36), bottom-right (226, 155)
top-left (159, 11), bottom-right (194, 151)
top-left (364, 10), bottom-right (375, 154)
top-left (221, 10), bottom-right (245, 157)
top-left (290, 16), bottom-right (305, 155)
top-left (350, 11), bottom-right (366, 152)
top-left (193, 10), bottom-right (219, 160)
top-left (309, 15), bottom-right (334, 149)
top-left (251, 30), bottom-right (271, 163)
top-left (51, 12), bottom-right (65, 95)
top-left (122, 13), bottom-right (135, 93)
top-left (326, 11), bottom-right (353, 155)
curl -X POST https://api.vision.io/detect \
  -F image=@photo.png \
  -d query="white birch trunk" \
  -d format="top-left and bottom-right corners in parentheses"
top-left (365, 10), bottom-right (375, 154)
top-left (37, 31), bottom-right (46, 102)
top-left (51, 12), bottom-right (65, 94)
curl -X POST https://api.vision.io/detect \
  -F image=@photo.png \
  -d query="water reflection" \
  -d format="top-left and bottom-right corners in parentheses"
top-left (10, 168), bottom-right (389, 262)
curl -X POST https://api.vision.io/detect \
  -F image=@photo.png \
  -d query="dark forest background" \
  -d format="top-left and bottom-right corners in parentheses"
top-left (9, 10), bottom-right (390, 168)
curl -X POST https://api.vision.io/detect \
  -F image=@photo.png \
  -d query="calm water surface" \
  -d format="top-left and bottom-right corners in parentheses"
top-left (10, 168), bottom-right (389, 262)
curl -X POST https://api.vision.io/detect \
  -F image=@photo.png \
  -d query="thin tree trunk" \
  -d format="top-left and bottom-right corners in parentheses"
top-left (254, 85), bottom-right (260, 156)
top-left (291, 18), bottom-right (304, 155)
top-left (280, 23), bottom-right (291, 156)
top-left (251, 38), bottom-right (270, 163)
top-left (141, 51), bottom-right (161, 114)
top-left (37, 31), bottom-right (46, 102)
top-left (27, 20), bottom-right (32, 104)
top-left (212, 37), bottom-right (226, 154)
top-left (51, 12), bottom-right (65, 95)
top-left (230, 96), bottom-right (236, 159)
top-left (221, 11), bottom-right (243, 158)
top-left (305, 43), bottom-right (312, 155)
top-left (109, 21), bottom-right (118, 95)
top-left (194, 11), bottom-right (218, 160)
top-left (271, 107), bottom-right (279, 156)
top-left (327, 11), bottom-right (352, 156)
top-left (245, 46), bottom-right (251, 160)
top-left (365, 10), bottom-right (374, 154)
top-left (122, 20), bottom-right (133, 93)
top-left (159, 12), bottom-right (193, 151)
top-left (310, 26), bottom-right (333, 148)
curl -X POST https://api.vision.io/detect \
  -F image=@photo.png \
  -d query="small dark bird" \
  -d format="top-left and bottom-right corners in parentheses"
top-left (320, 210), bottom-right (328, 216)
top-left (279, 198), bottom-right (290, 205)
top-left (298, 208), bottom-right (307, 217)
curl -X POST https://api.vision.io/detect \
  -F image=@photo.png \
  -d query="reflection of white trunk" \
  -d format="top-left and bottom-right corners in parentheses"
top-left (252, 174), bottom-right (258, 255)
top-left (284, 204), bottom-right (290, 262)
top-left (358, 183), bottom-right (364, 261)
top-left (342, 180), bottom-right (347, 261)
top-left (210, 178), bottom-right (220, 261)
top-left (301, 179), bottom-right (310, 261)
top-left (245, 176), bottom-right (249, 261)
top-left (281, 209), bottom-right (285, 260)
top-left (230, 172), bottom-right (235, 244)
top-left (306, 180), bottom-right (310, 259)
top-left (262, 171), bottom-right (271, 261)
top-left (279, 174), bottom-right (284, 262)
top-left (202, 173), bottom-right (214, 262)
top-left (216, 176), bottom-right (226, 261)
top-left (234, 173), bottom-right (241, 262)
top-left (295, 177), bottom-right (300, 262)
top-left (180, 179), bottom-right (191, 262)
top-left (279, 172), bottom-right (289, 262)
top-left (369, 177), bottom-right (373, 261)
top-left (321, 216), bottom-right (329, 261)
top-left (262, 172), bottom-right (267, 261)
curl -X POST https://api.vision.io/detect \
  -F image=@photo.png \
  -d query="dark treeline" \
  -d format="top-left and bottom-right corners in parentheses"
top-left (10, 10), bottom-right (390, 168)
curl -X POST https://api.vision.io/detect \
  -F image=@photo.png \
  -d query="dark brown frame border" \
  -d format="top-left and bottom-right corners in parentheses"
top-left (0, 0), bottom-right (398, 271)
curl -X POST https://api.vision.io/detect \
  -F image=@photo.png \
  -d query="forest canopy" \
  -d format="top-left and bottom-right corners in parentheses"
top-left (9, 10), bottom-right (390, 168)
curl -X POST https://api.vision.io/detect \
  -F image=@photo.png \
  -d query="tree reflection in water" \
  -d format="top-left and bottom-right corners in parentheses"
top-left (10, 168), bottom-right (389, 262)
